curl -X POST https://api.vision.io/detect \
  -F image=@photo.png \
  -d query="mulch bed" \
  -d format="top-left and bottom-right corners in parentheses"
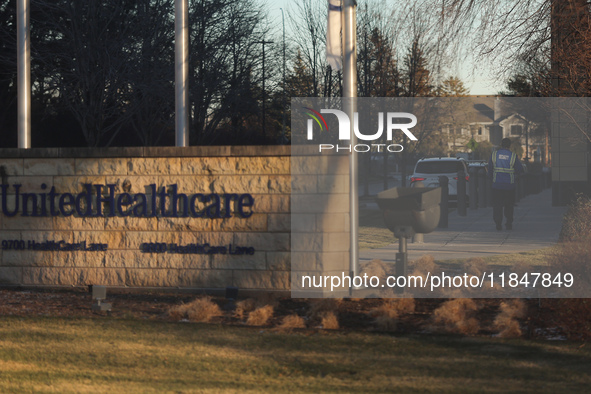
top-left (0, 288), bottom-right (586, 340)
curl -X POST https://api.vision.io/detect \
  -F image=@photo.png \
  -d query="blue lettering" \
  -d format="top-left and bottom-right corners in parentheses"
top-left (237, 194), bottom-right (254, 218)
top-left (58, 193), bottom-right (75, 216)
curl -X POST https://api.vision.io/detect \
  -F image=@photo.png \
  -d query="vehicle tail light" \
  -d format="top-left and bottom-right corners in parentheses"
top-left (453, 175), bottom-right (470, 181)
top-left (410, 177), bottom-right (426, 182)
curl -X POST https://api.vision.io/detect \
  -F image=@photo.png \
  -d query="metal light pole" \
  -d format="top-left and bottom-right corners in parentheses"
top-left (17, 0), bottom-right (31, 149)
top-left (280, 8), bottom-right (286, 143)
top-left (342, 0), bottom-right (359, 286)
top-left (257, 40), bottom-right (273, 139)
top-left (175, 0), bottom-right (189, 147)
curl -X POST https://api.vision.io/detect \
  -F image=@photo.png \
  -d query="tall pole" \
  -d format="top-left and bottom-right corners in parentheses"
top-left (262, 42), bottom-right (266, 139)
top-left (343, 0), bottom-right (358, 287)
top-left (257, 40), bottom-right (273, 139)
top-left (175, 0), bottom-right (189, 147)
top-left (280, 8), bottom-right (286, 143)
top-left (17, 0), bottom-right (31, 149)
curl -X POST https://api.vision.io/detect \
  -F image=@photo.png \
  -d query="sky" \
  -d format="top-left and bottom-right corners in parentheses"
top-left (267, 0), bottom-right (502, 96)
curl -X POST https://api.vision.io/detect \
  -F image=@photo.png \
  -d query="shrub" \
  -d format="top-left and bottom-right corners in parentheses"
top-left (370, 299), bottom-right (413, 319)
top-left (464, 258), bottom-right (488, 277)
top-left (431, 299), bottom-right (480, 335)
top-left (559, 195), bottom-right (591, 242)
top-left (308, 298), bottom-right (343, 320)
top-left (168, 297), bottom-right (222, 323)
top-left (320, 312), bottom-right (340, 330)
top-left (360, 260), bottom-right (391, 279)
top-left (410, 255), bottom-right (437, 276)
top-left (494, 300), bottom-right (526, 338)
top-left (246, 305), bottom-right (274, 326)
top-left (277, 314), bottom-right (306, 330)
top-left (369, 298), bottom-right (415, 332)
top-left (234, 298), bottom-right (256, 320)
top-left (409, 256), bottom-right (438, 296)
top-left (540, 195), bottom-right (591, 339)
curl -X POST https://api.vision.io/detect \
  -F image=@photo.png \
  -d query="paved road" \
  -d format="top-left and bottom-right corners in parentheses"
top-left (360, 188), bottom-right (567, 263)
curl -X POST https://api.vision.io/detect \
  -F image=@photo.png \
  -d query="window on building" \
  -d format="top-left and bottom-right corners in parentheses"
top-left (511, 125), bottom-right (523, 136)
top-left (478, 127), bottom-right (483, 135)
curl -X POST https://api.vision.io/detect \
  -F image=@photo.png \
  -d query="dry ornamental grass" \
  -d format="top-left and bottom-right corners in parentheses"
top-left (464, 258), bottom-right (488, 277)
top-left (234, 298), bottom-right (257, 320)
top-left (308, 298), bottom-right (343, 320)
top-left (370, 298), bottom-right (416, 332)
top-left (411, 255), bottom-right (438, 276)
top-left (494, 300), bottom-right (526, 338)
top-left (320, 311), bottom-right (340, 330)
top-left (246, 305), bottom-right (274, 326)
top-left (360, 260), bottom-right (391, 280)
top-left (276, 314), bottom-right (306, 330)
top-left (431, 298), bottom-right (480, 335)
top-left (168, 297), bottom-right (222, 323)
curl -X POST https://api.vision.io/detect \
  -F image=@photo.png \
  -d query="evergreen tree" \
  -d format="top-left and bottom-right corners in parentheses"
top-left (437, 76), bottom-right (469, 97)
top-left (285, 50), bottom-right (316, 97)
top-left (403, 39), bottom-right (433, 97)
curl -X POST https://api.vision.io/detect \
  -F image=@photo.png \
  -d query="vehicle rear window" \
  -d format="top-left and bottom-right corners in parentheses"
top-left (415, 161), bottom-right (464, 174)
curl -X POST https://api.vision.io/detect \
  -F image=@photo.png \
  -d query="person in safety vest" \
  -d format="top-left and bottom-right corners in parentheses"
top-left (487, 138), bottom-right (524, 231)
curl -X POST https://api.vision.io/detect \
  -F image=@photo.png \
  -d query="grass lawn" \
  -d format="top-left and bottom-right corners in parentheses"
top-left (0, 316), bottom-right (590, 393)
top-left (359, 208), bottom-right (395, 250)
top-left (440, 247), bottom-right (555, 267)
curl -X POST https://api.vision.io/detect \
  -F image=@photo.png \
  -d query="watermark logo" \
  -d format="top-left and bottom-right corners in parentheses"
top-left (304, 107), bottom-right (329, 137)
top-left (304, 108), bottom-right (418, 153)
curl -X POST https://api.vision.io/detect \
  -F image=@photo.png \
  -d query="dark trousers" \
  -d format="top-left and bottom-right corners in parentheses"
top-left (492, 188), bottom-right (515, 226)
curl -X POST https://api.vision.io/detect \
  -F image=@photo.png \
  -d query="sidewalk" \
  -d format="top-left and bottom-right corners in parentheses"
top-left (360, 188), bottom-right (568, 263)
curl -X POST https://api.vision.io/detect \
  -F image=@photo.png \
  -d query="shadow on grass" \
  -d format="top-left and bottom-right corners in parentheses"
top-left (1, 317), bottom-right (590, 393)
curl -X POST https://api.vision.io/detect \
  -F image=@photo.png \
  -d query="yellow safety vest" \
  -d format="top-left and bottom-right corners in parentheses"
top-left (492, 150), bottom-right (516, 183)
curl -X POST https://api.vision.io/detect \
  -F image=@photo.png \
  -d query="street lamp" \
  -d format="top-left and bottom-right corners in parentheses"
top-left (256, 39), bottom-right (273, 139)
top-left (17, 0), bottom-right (31, 148)
top-left (280, 8), bottom-right (286, 144)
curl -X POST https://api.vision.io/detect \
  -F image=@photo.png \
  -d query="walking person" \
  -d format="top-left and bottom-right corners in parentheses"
top-left (487, 138), bottom-right (524, 230)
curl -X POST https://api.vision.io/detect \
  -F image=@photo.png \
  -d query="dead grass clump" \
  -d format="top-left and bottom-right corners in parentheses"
top-left (464, 258), bottom-right (488, 277)
top-left (168, 303), bottom-right (191, 320)
top-left (410, 255), bottom-right (437, 276)
top-left (392, 298), bottom-right (416, 315)
top-left (494, 300), bottom-right (524, 338)
top-left (431, 298), bottom-right (480, 335)
top-left (308, 298), bottom-right (343, 320)
top-left (246, 305), bottom-right (274, 326)
top-left (370, 298), bottom-right (415, 319)
top-left (320, 312), bottom-right (340, 330)
top-left (360, 259), bottom-right (391, 279)
top-left (276, 314), bottom-right (306, 330)
top-left (369, 298), bottom-right (415, 332)
top-left (234, 298), bottom-right (256, 319)
top-left (494, 300), bottom-right (526, 338)
top-left (169, 297), bottom-right (222, 323)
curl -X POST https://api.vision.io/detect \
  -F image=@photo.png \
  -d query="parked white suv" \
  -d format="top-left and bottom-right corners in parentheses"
top-left (410, 157), bottom-right (469, 201)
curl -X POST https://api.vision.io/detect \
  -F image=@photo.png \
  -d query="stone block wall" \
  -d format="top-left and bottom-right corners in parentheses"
top-left (0, 146), bottom-right (292, 291)
top-left (290, 149), bottom-right (351, 297)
